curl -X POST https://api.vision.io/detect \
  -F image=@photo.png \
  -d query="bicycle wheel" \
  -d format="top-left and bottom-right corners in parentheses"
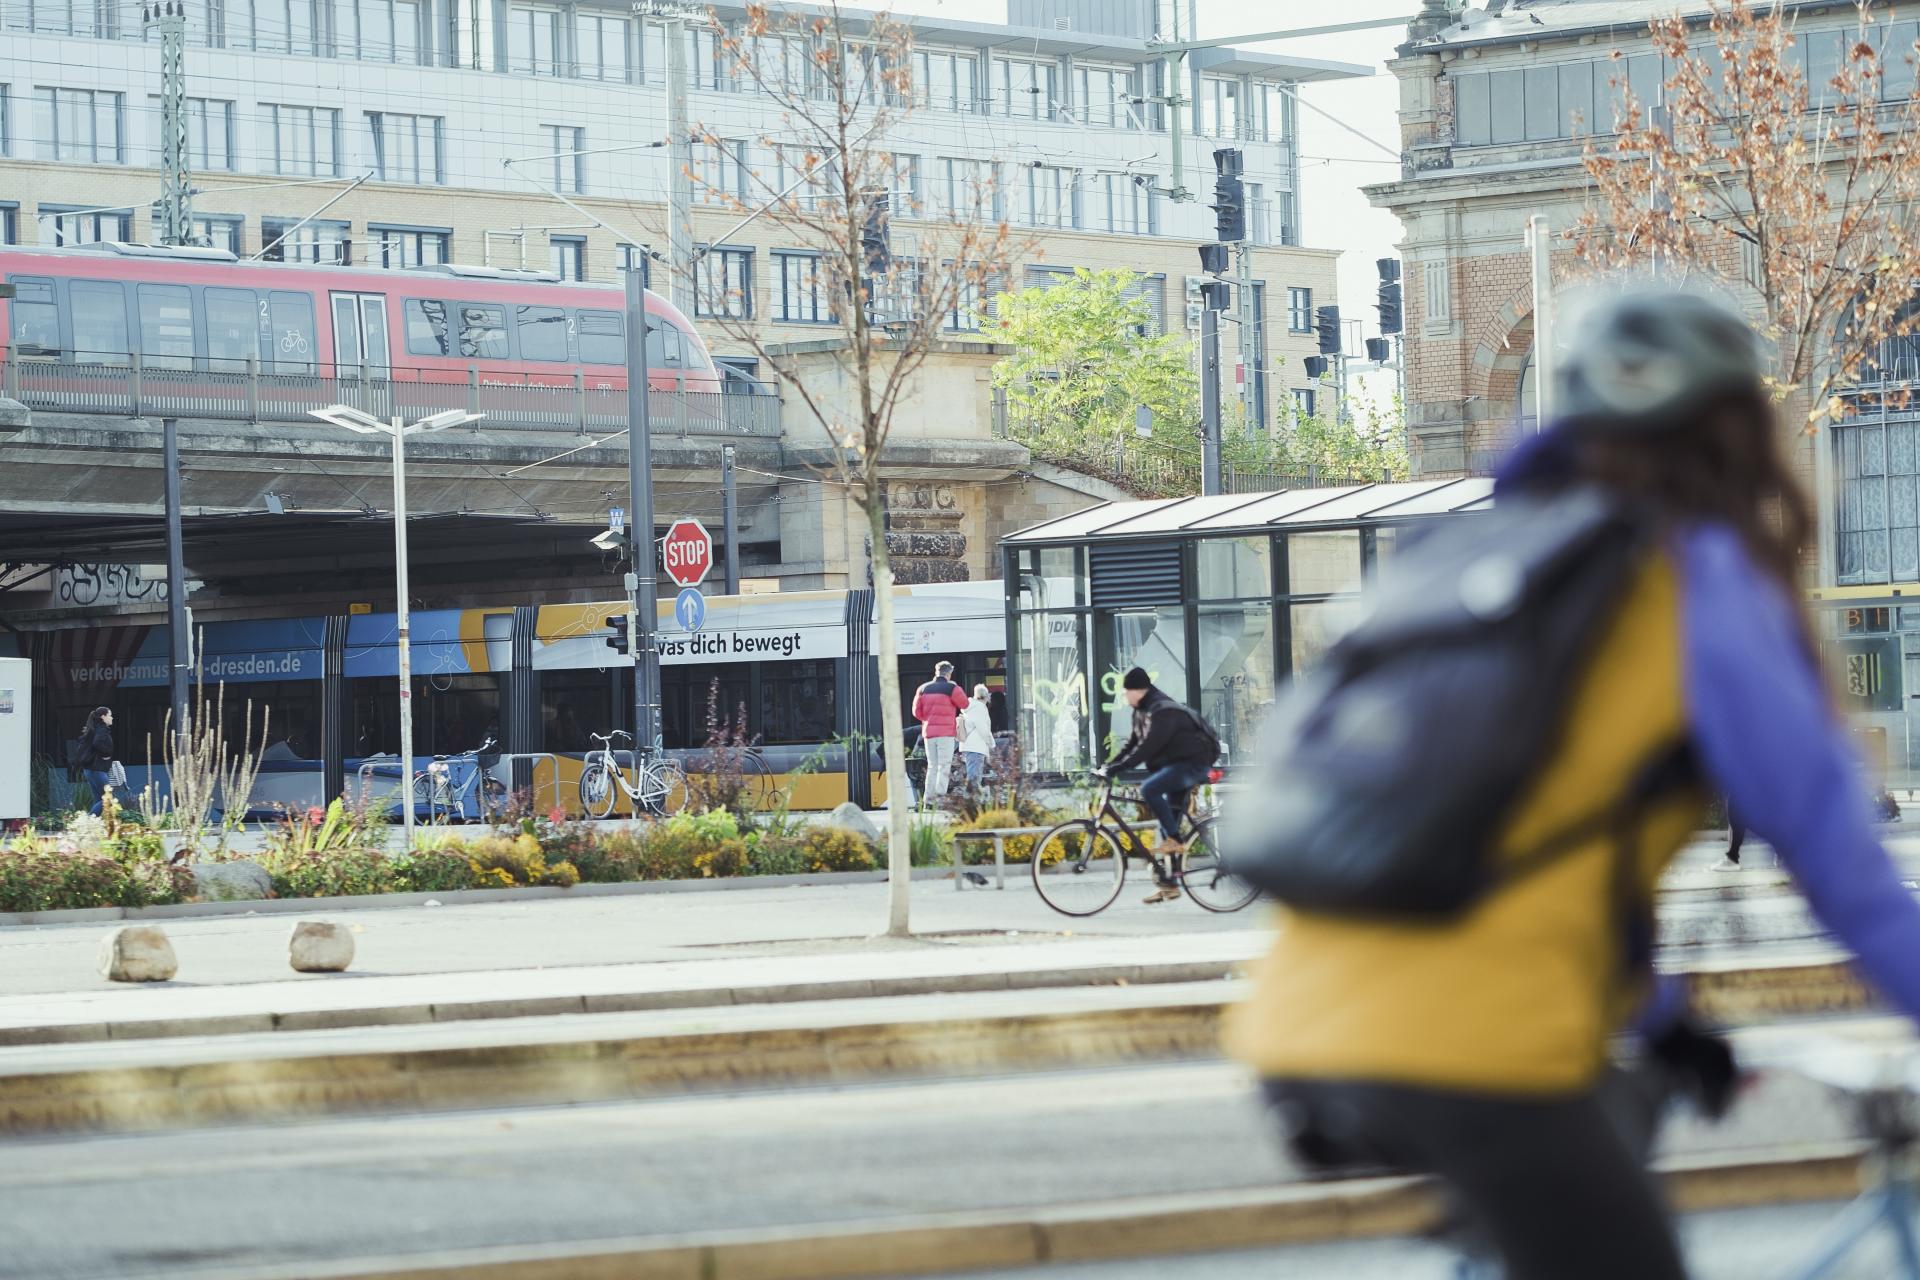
top-left (1030, 820), bottom-right (1126, 917)
top-left (480, 776), bottom-right (511, 821)
top-left (579, 759), bottom-right (619, 819)
top-left (639, 759), bottom-right (689, 816)
top-left (743, 751), bottom-right (778, 812)
top-left (1179, 817), bottom-right (1259, 913)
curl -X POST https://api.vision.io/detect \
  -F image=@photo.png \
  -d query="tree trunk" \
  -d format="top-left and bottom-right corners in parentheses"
top-left (868, 497), bottom-right (914, 937)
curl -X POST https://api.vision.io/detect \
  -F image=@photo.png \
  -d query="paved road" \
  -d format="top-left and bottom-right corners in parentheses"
top-left (0, 1052), bottom-right (1864, 1280)
top-left (918, 1200), bottom-right (1902, 1280)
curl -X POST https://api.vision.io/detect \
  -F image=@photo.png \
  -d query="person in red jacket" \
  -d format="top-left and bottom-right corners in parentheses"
top-left (911, 661), bottom-right (970, 804)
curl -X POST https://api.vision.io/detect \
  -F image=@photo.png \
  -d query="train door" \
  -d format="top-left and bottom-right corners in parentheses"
top-left (330, 291), bottom-right (391, 415)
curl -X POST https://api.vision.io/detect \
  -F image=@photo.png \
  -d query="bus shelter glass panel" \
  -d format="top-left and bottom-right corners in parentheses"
top-left (1285, 530), bottom-right (1363, 595)
top-left (1290, 598), bottom-right (1364, 676)
top-left (1106, 606), bottom-right (1187, 758)
top-left (1014, 546), bottom-right (1083, 610)
top-left (1197, 536), bottom-right (1272, 600)
top-left (1198, 604), bottom-right (1275, 764)
top-left (1013, 610), bottom-right (1091, 773)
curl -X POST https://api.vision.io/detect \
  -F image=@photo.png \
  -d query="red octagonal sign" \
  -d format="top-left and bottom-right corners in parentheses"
top-left (661, 517), bottom-right (713, 588)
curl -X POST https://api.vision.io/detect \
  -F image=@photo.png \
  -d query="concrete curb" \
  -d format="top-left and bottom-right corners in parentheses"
top-left (149, 1145), bottom-right (1872, 1280)
top-left (0, 866), bottom-right (962, 928)
top-left (0, 958), bottom-right (1246, 1047)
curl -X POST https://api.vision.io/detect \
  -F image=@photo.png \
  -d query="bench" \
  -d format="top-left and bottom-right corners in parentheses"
top-left (947, 826), bottom-right (1054, 891)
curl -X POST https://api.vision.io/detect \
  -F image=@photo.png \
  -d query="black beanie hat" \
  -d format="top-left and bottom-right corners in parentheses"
top-left (1122, 667), bottom-right (1151, 691)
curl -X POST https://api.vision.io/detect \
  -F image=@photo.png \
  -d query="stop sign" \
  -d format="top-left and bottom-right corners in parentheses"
top-left (661, 518), bottom-right (713, 587)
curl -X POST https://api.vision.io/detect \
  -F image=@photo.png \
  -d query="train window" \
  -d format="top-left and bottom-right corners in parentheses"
top-left (644, 315), bottom-right (683, 368)
top-left (69, 280), bottom-right (131, 366)
top-left (516, 305), bottom-right (569, 361)
top-left (454, 303), bottom-right (508, 359)
top-left (405, 298), bottom-right (451, 356)
top-left (8, 277), bottom-right (60, 355)
top-left (268, 290), bottom-right (316, 371)
top-left (205, 288), bottom-right (259, 371)
top-left (137, 284), bottom-right (195, 370)
top-left (576, 310), bottom-right (624, 365)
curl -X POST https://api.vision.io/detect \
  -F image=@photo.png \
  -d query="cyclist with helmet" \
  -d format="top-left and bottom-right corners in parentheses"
top-left (1228, 285), bottom-right (1920, 1279)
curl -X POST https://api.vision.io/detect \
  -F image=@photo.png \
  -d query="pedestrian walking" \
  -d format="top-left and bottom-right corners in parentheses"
top-left (959, 684), bottom-right (994, 790)
top-left (910, 662), bottom-right (969, 804)
top-left (1720, 800), bottom-right (1746, 870)
top-left (1226, 285), bottom-right (1920, 1280)
top-left (79, 706), bottom-right (117, 816)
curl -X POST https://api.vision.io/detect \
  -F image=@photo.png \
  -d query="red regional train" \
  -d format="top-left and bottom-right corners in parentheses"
top-left (0, 242), bottom-right (723, 392)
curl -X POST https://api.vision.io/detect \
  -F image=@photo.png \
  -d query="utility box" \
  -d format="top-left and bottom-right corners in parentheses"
top-left (0, 657), bottom-right (29, 821)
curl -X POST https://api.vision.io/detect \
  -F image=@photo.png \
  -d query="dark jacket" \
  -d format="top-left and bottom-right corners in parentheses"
top-left (1107, 686), bottom-right (1217, 772)
top-left (86, 724), bottom-right (115, 769)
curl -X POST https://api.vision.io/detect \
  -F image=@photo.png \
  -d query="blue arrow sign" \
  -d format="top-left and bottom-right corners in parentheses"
top-left (675, 586), bottom-right (706, 634)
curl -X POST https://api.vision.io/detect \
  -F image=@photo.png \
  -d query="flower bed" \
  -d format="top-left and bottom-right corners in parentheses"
top-left (0, 800), bottom-right (197, 913)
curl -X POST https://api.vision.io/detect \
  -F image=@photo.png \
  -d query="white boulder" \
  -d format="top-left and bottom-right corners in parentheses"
top-left (823, 801), bottom-right (881, 845)
top-left (288, 920), bottom-right (355, 973)
top-left (191, 859), bottom-right (273, 902)
top-left (98, 927), bottom-right (179, 982)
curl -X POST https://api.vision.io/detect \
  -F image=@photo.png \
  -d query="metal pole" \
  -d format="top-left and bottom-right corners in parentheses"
top-left (390, 418), bottom-right (415, 851)
top-left (666, 14), bottom-right (695, 316)
top-left (162, 417), bottom-right (190, 749)
top-left (722, 444), bottom-right (739, 595)
top-left (625, 269), bottom-right (660, 761)
top-left (1528, 214), bottom-right (1554, 431)
top-left (1236, 241), bottom-right (1257, 431)
top-left (145, 1), bottom-right (195, 245)
top-left (1201, 305), bottom-right (1222, 494)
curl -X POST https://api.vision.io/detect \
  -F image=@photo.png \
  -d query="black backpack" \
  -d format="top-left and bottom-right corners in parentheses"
top-left (1224, 486), bottom-right (1687, 919)
top-left (63, 736), bottom-right (92, 772)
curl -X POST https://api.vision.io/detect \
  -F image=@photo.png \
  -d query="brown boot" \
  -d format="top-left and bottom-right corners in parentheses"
top-left (1142, 884), bottom-right (1182, 904)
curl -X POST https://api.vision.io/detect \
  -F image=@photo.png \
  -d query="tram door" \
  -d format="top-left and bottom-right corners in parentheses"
top-left (330, 292), bottom-right (391, 414)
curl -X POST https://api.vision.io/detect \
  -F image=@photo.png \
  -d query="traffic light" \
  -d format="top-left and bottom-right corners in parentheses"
top-left (861, 191), bottom-right (892, 277)
top-left (1376, 258), bottom-right (1403, 336)
top-left (1303, 355), bottom-right (1329, 380)
top-left (1211, 148), bottom-right (1245, 243)
top-left (1197, 242), bottom-right (1229, 276)
top-left (1200, 281), bottom-right (1232, 312)
top-left (1365, 336), bottom-right (1391, 363)
top-left (1315, 305), bottom-right (1342, 356)
top-left (604, 615), bottom-right (630, 656)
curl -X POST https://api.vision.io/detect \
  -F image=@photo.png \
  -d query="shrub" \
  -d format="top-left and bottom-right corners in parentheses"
top-left (573, 828), bottom-right (647, 883)
top-left (255, 844), bottom-right (395, 898)
top-left (694, 837), bottom-right (749, 879)
top-left (0, 838), bottom-right (195, 912)
top-left (746, 835), bottom-right (808, 877)
top-left (802, 826), bottom-right (880, 873)
top-left (390, 845), bottom-right (478, 893)
top-left (540, 859), bottom-right (582, 888)
top-left (463, 832), bottom-right (549, 888)
top-left (907, 820), bottom-right (952, 868)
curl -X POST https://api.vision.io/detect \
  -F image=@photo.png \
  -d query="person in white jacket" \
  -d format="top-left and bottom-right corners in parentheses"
top-left (958, 685), bottom-right (995, 791)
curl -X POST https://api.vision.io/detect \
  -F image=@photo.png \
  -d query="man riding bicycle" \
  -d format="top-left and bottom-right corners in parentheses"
top-left (1094, 667), bottom-right (1220, 904)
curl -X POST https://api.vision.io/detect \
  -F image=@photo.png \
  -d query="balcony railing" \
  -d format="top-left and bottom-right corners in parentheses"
top-left (0, 349), bottom-right (782, 439)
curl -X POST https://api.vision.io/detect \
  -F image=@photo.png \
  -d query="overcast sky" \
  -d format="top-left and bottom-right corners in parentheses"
top-left (884, 0), bottom-right (1412, 402)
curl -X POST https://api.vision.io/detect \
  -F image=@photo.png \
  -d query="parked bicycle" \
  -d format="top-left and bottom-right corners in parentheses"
top-left (372, 736), bottom-right (509, 824)
top-left (579, 730), bottom-right (689, 819)
top-left (1029, 771), bottom-right (1255, 915)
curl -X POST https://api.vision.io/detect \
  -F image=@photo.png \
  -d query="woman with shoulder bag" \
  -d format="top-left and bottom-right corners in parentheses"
top-left (81, 706), bottom-right (118, 816)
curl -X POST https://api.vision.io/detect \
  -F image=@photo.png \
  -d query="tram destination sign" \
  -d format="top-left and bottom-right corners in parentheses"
top-left (662, 518), bottom-right (713, 588)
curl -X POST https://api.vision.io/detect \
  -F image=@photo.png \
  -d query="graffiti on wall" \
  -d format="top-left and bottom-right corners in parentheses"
top-left (54, 564), bottom-right (197, 608)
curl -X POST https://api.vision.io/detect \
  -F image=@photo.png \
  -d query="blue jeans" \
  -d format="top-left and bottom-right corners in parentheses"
top-left (1141, 762), bottom-right (1211, 842)
top-left (962, 751), bottom-right (987, 785)
top-left (85, 769), bottom-right (112, 816)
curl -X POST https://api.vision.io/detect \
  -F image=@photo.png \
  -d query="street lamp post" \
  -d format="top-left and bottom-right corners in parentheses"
top-left (310, 405), bottom-right (483, 851)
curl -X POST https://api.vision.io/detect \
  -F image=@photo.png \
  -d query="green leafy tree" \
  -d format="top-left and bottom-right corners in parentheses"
top-left (989, 268), bottom-right (1197, 449)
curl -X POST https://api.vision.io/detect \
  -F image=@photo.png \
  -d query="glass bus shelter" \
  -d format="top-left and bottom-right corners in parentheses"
top-left (1001, 479), bottom-right (1494, 775)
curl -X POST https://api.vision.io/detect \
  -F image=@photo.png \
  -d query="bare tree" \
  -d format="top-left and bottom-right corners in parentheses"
top-left (687, 3), bottom-right (1023, 934)
top-left (1574, 0), bottom-right (1920, 431)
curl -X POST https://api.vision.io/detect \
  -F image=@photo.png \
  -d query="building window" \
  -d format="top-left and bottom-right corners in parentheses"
top-left (541, 124), bottom-right (584, 194)
top-left (1100, 173), bottom-right (1149, 235)
top-left (549, 234), bottom-right (585, 281)
top-left (1292, 387), bottom-right (1317, 421)
top-left (992, 55), bottom-right (1056, 120)
top-left (913, 49), bottom-right (980, 113)
top-left (0, 84), bottom-right (11, 156)
top-left (1200, 75), bottom-right (1242, 139)
top-left (774, 251), bottom-right (828, 324)
top-left (368, 111), bottom-right (443, 184)
top-left (692, 25), bottom-right (733, 91)
top-left (1287, 287), bottom-right (1313, 333)
top-left (1836, 421), bottom-right (1920, 585)
top-left (37, 204), bottom-right (132, 246)
top-left (581, 13), bottom-right (630, 80)
top-left (691, 138), bottom-right (748, 205)
top-left (618, 242), bottom-right (651, 287)
top-left (507, 4), bottom-right (562, 75)
top-left (267, 104), bottom-right (341, 177)
top-left (1022, 164), bottom-right (1075, 228)
top-left (12, 0), bottom-right (117, 35)
top-left (695, 245), bottom-right (752, 319)
top-left (148, 95), bottom-right (234, 171)
top-left (936, 156), bottom-right (1002, 222)
top-left (1072, 62), bottom-right (1138, 130)
top-left (0, 203), bottom-right (16, 245)
top-left (352, 0), bottom-right (426, 63)
top-left (33, 87), bottom-right (123, 163)
top-left (372, 224), bottom-right (449, 269)
top-left (888, 152), bottom-right (922, 212)
top-left (262, 216), bottom-right (349, 264)
top-left (193, 213), bottom-right (242, 252)
top-left (251, 0), bottom-right (326, 55)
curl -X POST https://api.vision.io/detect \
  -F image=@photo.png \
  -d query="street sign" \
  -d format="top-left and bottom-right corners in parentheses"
top-left (609, 506), bottom-right (625, 533)
top-left (675, 587), bottom-right (706, 634)
top-left (661, 517), bottom-right (713, 587)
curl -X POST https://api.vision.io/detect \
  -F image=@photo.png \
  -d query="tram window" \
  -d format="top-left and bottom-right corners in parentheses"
top-left (662, 664), bottom-right (750, 750)
top-left (349, 674), bottom-right (501, 757)
top-left (268, 290), bottom-right (316, 372)
top-left (455, 303), bottom-right (508, 359)
top-left (644, 315), bottom-right (684, 368)
top-left (516, 305), bottom-right (569, 361)
top-left (540, 669), bottom-right (614, 753)
top-left (405, 298), bottom-right (451, 356)
top-left (70, 279), bottom-right (131, 366)
top-left (216, 679), bottom-right (322, 762)
top-left (9, 277), bottom-right (60, 355)
top-left (205, 288), bottom-right (259, 370)
top-left (576, 309), bottom-right (624, 365)
top-left (760, 659), bottom-right (836, 746)
top-left (137, 284), bottom-right (195, 370)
